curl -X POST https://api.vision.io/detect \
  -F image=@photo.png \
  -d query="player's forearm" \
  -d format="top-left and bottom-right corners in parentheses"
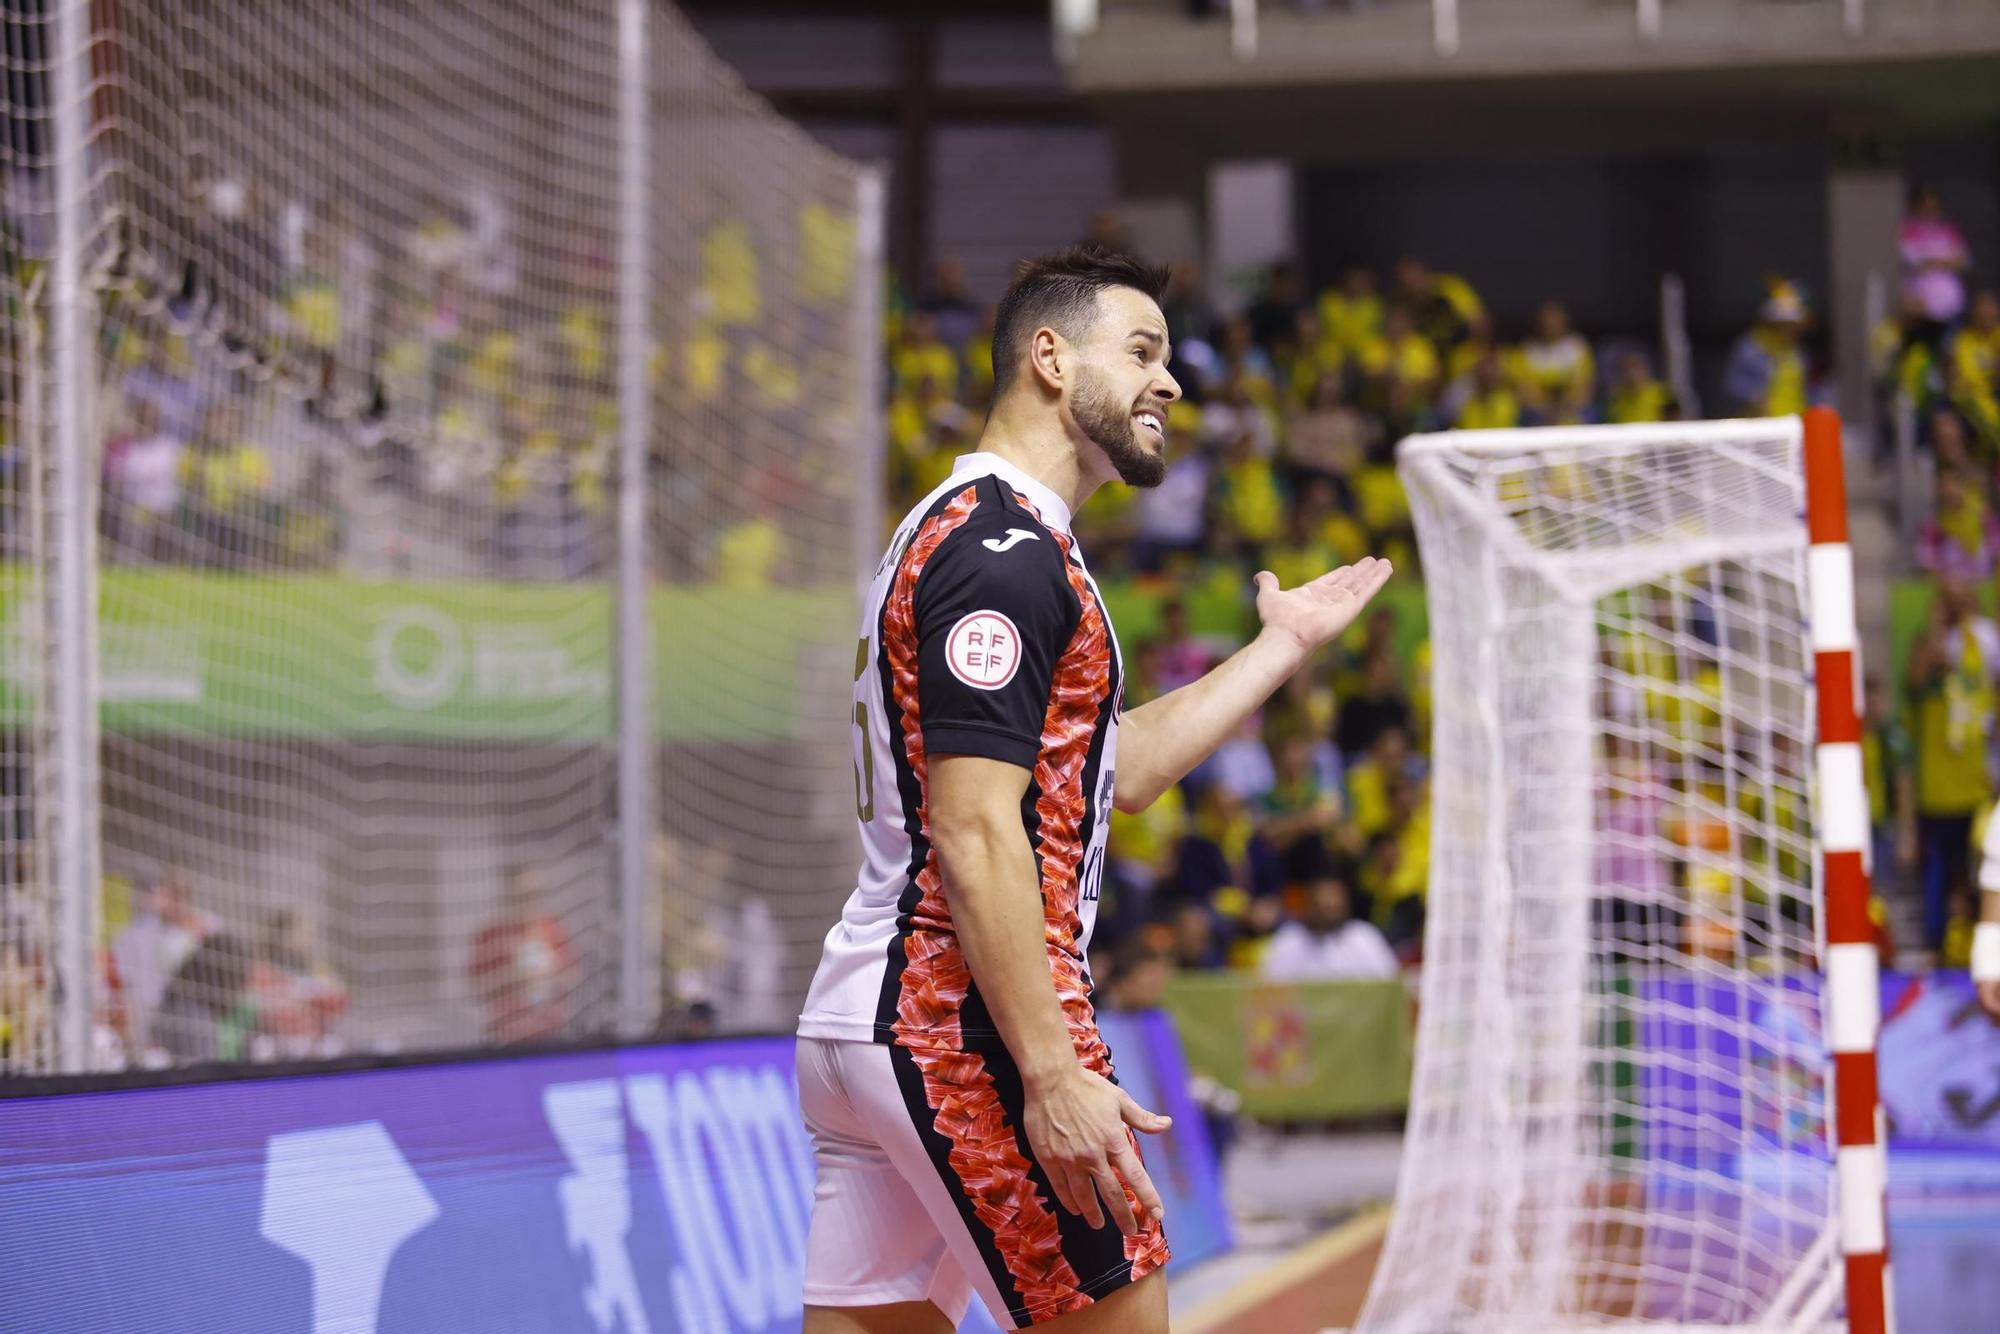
top-left (933, 821), bottom-right (1081, 1089)
top-left (1115, 629), bottom-right (1307, 812)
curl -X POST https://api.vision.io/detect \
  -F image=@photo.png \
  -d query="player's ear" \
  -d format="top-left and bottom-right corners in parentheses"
top-left (1029, 326), bottom-right (1064, 394)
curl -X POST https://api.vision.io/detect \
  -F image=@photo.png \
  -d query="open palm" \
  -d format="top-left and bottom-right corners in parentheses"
top-left (1254, 556), bottom-right (1394, 655)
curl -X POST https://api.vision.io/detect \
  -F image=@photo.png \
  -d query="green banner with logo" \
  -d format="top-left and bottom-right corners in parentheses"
top-left (0, 569), bottom-right (852, 743)
top-left (0, 566), bottom-right (1428, 745)
top-left (1161, 972), bottom-right (1414, 1121)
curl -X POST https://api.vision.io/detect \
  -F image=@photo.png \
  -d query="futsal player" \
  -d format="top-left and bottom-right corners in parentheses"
top-left (797, 247), bottom-right (1391, 1332)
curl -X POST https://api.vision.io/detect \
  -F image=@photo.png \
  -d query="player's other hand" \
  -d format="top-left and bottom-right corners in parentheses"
top-left (1978, 979), bottom-right (2000, 1024)
top-left (1254, 557), bottom-right (1394, 657)
top-left (1022, 1064), bottom-right (1170, 1237)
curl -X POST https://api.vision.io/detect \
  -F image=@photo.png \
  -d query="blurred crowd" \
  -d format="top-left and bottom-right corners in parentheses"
top-left (10, 170), bottom-right (1996, 1071)
top-left (1878, 183), bottom-right (2000, 969)
top-left (79, 175), bottom-right (861, 584)
top-left (893, 195), bottom-right (2000, 1005)
top-left (887, 212), bottom-right (1805, 1010)
top-left (0, 830), bottom-right (798, 1069)
top-left (1, 173), bottom-right (865, 1070)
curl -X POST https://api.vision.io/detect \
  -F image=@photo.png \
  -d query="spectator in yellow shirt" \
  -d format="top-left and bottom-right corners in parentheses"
top-left (1358, 305), bottom-right (1441, 409)
top-left (1941, 887), bottom-right (1978, 968)
top-left (890, 311), bottom-right (959, 396)
top-left (698, 215), bottom-right (760, 328)
top-left (1950, 288), bottom-right (2000, 450)
top-left (1444, 310), bottom-right (1501, 388)
top-left (1284, 307), bottom-right (1347, 406)
top-left (1208, 428), bottom-right (1286, 553)
top-left (1724, 281), bottom-right (1810, 417)
top-left (178, 403), bottom-right (274, 568)
top-left (283, 226), bottom-right (341, 356)
top-left (1350, 457), bottom-right (1412, 556)
top-left (741, 338), bottom-right (803, 408)
top-left (960, 305), bottom-right (998, 401)
top-left (886, 374), bottom-right (961, 505)
top-left (1455, 350), bottom-right (1522, 431)
top-left (1345, 726), bottom-right (1415, 843)
top-left (909, 410), bottom-right (971, 503)
top-left (797, 198), bottom-right (856, 310)
top-left (1393, 256), bottom-right (1483, 354)
top-left (1514, 300), bottom-right (1595, 425)
top-left (1317, 266), bottom-right (1385, 360)
top-left (1607, 351), bottom-right (1670, 424)
top-left (557, 303), bottom-right (608, 381)
top-left (1907, 577), bottom-right (2000, 949)
top-left (1266, 502), bottom-right (1341, 594)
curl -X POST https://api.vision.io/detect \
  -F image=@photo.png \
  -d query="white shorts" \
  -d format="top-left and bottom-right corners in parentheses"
top-left (796, 1035), bottom-right (1169, 1329)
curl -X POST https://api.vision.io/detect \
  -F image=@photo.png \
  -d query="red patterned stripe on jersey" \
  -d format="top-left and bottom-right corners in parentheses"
top-left (881, 484), bottom-right (981, 1033)
top-left (1031, 520), bottom-right (1112, 1060)
top-left (1037, 519), bottom-right (1167, 1279)
top-left (882, 487), bottom-right (1096, 1318)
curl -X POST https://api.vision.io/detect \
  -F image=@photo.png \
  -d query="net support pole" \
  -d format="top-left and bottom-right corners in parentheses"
top-left (613, 0), bottom-right (655, 1042)
top-left (1431, 0), bottom-right (1459, 56)
top-left (1802, 406), bottom-right (1893, 1334)
top-left (51, 0), bottom-right (101, 1070)
top-left (853, 166), bottom-right (886, 598)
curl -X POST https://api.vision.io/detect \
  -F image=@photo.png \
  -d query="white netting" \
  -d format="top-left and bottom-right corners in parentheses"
top-left (1358, 419), bottom-right (1843, 1332)
top-left (0, 0), bottom-right (872, 1072)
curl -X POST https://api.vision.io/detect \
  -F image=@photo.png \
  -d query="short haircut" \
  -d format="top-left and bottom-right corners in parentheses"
top-left (990, 245), bottom-right (1171, 395)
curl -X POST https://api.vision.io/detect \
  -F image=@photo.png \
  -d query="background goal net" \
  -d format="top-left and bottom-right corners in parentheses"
top-left (1357, 417), bottom-right (1881, 1332)
top-left (1, 0), bottom-right (878, 1073)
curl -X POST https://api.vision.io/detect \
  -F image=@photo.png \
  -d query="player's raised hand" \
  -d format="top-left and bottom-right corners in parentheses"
top-left (1253, 556), bottom-right (1394, 656)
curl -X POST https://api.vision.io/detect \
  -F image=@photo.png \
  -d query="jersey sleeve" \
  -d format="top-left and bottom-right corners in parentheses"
top-left (913, 522), bottom-right (1079, 770)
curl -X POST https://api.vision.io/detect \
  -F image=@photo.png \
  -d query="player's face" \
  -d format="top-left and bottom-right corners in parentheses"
top-left (1068, 286), bottom-right (1180, 488)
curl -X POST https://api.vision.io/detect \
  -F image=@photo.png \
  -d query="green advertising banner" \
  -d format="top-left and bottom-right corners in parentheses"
top-left (1, 566), bottom-right (1429, 746)
top-left (1161, 972), bottom-right (1414, 1122)
top-left (0, 569), bottom-right (853, 743)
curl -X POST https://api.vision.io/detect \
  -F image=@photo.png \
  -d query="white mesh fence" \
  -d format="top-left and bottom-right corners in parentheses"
top-left (1358, 420), bottom-right (1843, 1332)
top-left (0, 0), bottom-right (874, 1073)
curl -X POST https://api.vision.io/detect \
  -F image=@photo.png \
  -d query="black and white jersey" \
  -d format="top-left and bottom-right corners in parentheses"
top-left (798, 452), bottom-right (1124, 1055)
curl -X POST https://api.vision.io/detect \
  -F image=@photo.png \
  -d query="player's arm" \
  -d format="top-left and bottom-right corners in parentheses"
top-left (1975, 813), bottom-right (2000, 1020)
top-left (1115, 557), bottom-right (1393, 812)
top-left (929, 753), bottom-right (1168, 1235)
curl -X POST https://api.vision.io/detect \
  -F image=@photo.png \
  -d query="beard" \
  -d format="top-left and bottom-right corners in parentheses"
top-left (1071, 366), bottom-right (1166, 488)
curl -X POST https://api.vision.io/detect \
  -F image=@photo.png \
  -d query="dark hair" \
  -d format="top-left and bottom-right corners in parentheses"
top-left (990, 246), bottom-right (1170, 395)
top-left (1284, 836), bottom-right (1355, 888)
top-left (1112, 935), bottom-right (1171, 973)
top-left (163, 933), bottom-right (252, 1015)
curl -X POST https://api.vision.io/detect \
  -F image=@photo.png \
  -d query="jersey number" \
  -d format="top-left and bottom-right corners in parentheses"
top-left (852, 636), bottom-right (875, 823)
top-left (1077, 770), bottom-right (1115, 904)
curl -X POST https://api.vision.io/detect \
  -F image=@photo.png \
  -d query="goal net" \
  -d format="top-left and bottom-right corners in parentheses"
top-left (1, 0), bottom-right (875, 1072)
top-left (1356, 417), bottom-right (1882, 1332)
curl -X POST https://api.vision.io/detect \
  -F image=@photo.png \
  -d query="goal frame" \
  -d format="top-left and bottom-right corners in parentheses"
top-left (1373, 408), bottom-right (1890, 1333)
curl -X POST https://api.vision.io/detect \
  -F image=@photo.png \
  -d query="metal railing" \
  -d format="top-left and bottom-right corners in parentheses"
top-left (1059, 0), bottom-right (1894, 62)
